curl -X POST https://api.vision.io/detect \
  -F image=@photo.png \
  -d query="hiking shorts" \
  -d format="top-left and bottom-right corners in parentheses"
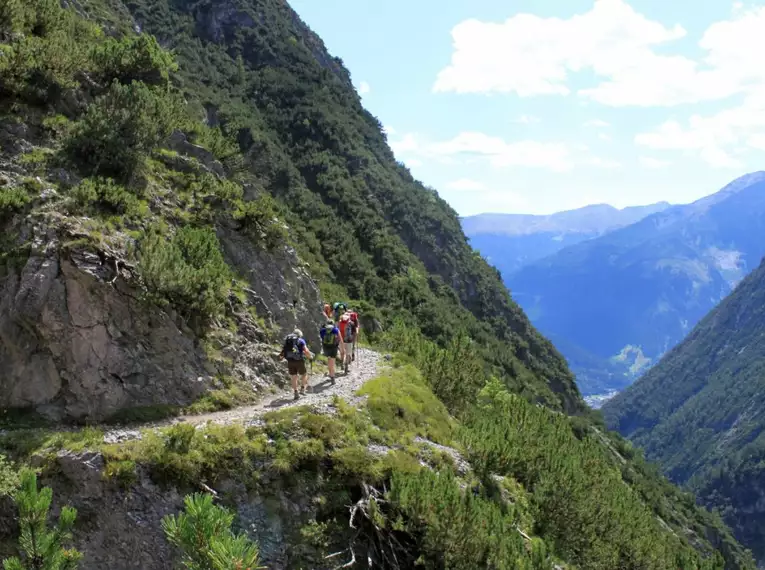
top-left (322, 345), bottom-right (338, 359)
top-left (287, 359), bottom-right (307, 376)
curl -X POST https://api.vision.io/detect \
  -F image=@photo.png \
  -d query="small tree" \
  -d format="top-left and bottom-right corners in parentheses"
top-left (162, 493), bottom-right (261, 570)
top-left (2, 470), bottom-right (82, 570)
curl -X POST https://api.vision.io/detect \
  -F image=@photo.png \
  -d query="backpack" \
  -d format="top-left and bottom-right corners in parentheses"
top-left (321, 324), bottom-right (337, 347)
top-left (333, 301), bottom-right (347, 321)
top-left (283, 334), bottom-right (304, 361)
top-left (341, 315), bottom-right (356, 342)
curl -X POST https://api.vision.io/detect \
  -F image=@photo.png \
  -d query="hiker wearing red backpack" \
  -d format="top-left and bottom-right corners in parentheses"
top-left (338, 309), bottom-right (357, 374)
top-left (347, 308), bottom-right (360, 361)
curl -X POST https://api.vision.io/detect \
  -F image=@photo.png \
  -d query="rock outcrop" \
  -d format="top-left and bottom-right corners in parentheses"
top-left (0, 224), bottom-right (212, 422)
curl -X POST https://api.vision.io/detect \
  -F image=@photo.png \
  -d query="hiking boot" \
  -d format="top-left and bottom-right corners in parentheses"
top-left (352, 353), bottom-right (355, 362)
top-left (330, 376), bottom-right (336, 385)
top-left (293, 390), bottom-right (299, 400)
top-left (300, 386), bottom-right (306, 395)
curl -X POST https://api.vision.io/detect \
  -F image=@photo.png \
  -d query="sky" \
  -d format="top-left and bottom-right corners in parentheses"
top-left (289, 0), bottom-right (765, 216)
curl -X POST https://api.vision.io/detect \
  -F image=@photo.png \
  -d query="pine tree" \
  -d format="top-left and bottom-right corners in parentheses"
top-left (2, 470), bottom-right (82, 570)
top-left (162, 493), bottom-right (261, 570)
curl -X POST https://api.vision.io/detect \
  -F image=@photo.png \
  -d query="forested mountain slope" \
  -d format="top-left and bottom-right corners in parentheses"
top-left (463, 201), bottom-right (670, 277)
top-left (0, 0), bottom-right (755, 568)
top-left (506, 172), bottom-right (765, 395)
top-left (603, 257), bottom-right (765, 563)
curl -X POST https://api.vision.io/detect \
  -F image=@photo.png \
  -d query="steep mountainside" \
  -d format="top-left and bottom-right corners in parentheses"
top-left (602, 257), bottom-right (765, 563)
top-left (463, 202), bottom-right (670, 277)
top-left (0, 0), bottom-right (755, 568)
top-left (506, 172), bottom-right (765, 395)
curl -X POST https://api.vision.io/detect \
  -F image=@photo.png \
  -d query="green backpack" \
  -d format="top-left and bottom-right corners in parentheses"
top-left (322, 324), bottom-right (337, 347)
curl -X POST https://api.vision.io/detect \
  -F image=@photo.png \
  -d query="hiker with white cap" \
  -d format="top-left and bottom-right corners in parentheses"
top-left (279, 328), bottom-right (314, 400)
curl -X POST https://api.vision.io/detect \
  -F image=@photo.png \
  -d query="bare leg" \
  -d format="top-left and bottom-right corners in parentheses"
top-left (328, 357), bottom-right (336, 377)
top-left (291, 374), bottom-right (298, 391)
top-left (301, 373), bottom-right (309, 390)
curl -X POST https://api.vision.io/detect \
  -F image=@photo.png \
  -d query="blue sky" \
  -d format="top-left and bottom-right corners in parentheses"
top-left (290, 0), bottom-right (765, 215)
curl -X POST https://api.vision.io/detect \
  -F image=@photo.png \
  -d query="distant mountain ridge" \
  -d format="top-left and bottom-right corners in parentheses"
top-left (601, 256), bottom-right (765, 563)
top-left (503, 172), bottom-right (765, 395)
top-left (462, 201), bottom-right (671, 278)
top-left (462, 202), bottom-right (672, 236)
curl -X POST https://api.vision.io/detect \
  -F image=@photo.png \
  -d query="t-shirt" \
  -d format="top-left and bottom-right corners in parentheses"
top-left (320, 325), bottom-right (340, 346)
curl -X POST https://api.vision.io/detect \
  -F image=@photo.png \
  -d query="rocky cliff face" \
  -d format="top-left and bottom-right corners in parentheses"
top-left (0, 119), bottom-right (323, 423)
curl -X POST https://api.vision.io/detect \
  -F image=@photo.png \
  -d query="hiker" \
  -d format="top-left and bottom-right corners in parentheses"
top-left (347, 307), bottom-right (360, 361)
top-left (322, 303), bottom-right (333, 321)
top-left (320, 319), bottom-right (341, 384)
top-left (279, 329), bottom-right (314, 400)
top-left (338, 310), bottom-right (356, 373)
top-left (332, 301), bottom-right (347, 322)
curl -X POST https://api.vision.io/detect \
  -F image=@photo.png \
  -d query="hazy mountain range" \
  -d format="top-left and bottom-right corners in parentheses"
top-left (465, 172), bottom-right (765, 396)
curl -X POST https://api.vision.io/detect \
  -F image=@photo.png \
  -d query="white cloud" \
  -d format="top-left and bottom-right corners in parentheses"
top-left (513, 114), bottom-right (541, 124)
top-left (634, 89), bottom-right (765, 167)
top-left (389, 131), bottom-right (619, 172)
top-left (382, 125), bottom-right (396, 135)
top-left (588, 156), bottom-right (621, 168)
top-left (445, 178), bottom-right (486, 191)
top-left (433, 1), bottom-right (765, 107)
top-left (598, 132), bottom-right (612, 141)
top-left (429, 132), bottom-right (574, 171)
top-left (357, 81), bottom-right (371, 95)
top-left (639, 156), bottom-right (671, 169)
top-left (585, 119), bottom-right (610, 128)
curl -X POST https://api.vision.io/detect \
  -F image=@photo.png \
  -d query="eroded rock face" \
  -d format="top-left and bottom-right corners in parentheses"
top-left (218, 222), bottom-right (323, 349)
top-left (0, 231), bottom-right (211, 422)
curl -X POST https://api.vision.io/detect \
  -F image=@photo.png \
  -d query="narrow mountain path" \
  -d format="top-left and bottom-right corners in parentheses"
top-left (103, 348), bottom-right (381, 442)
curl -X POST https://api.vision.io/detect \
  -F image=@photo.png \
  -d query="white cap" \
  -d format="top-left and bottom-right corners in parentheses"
top-left (294, 329), bottom-right (303, 337)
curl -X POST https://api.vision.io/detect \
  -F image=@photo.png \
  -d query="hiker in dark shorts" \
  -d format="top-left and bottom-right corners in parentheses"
top-left (279, 329), bottom-right (314, 400)
top-left (319, 319), bottom-right (341, 384)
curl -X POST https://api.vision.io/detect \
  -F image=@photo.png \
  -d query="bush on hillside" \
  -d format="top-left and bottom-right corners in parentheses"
top-left (66, 80), bottom-right (183, 179)
top-left (137, 225), bottom-right (233, 323)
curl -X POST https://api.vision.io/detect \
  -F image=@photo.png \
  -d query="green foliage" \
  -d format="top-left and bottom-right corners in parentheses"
top-left (136, 225), bottom-right (233, 323)
top-left (0, 454), bottom-right (19, 497)
top-left (359, 366), bottom-right (454, 445)
top-left (2, 470), bottom-right (82, 570)
top-left (460, 380), bottom-right (726, 570)
top-left (69, 177), bottom-right (146, 220)
top-left (388, 469), bottom-right (546, 570)
top-left (66, 80), bottom-right (183, 179)
top-left (0, 0), bottom-right (101, 103)
top-left (232, 193), bottom-right (287, 250)
top-left (0, 186), bottom-right (30, 218)
top-left (90, 33), bottom-right (177, 87)
top-left (162, 493), bottom-right (261, 570)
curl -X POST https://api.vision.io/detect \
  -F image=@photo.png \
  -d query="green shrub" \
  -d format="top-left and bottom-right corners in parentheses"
top-left (91, 33), bottom-right (177, 87)
top-left (66, 80), bottom-right (183, 179)
top-left (104, 459), bottom-right (137, 488)
top-left (233, 193), bottom-right (287, 250)
top-left (0, 186), bottom-right (30, 217)
top-left (162, 492), bottom-right (261, 570)
top-left (136, 225), bottom-right (233, 323)
top-left (0, 0), bottom-right (100, 103)
top-left (69, 177), bottom-right (146, 219)
top-left (2, 469), bottom-right (83, 570)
